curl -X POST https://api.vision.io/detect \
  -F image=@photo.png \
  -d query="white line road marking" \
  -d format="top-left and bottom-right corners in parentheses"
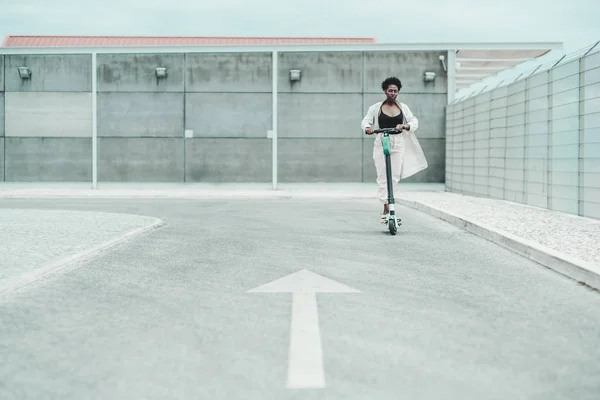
top-left (248, 269), bottom-right (360, 389)
top-left (0, 218), bottom-right (164, 297)
top-left (288, 290), bottom-right (324, 388)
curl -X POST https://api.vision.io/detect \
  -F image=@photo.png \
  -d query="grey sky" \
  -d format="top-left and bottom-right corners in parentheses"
top-left (1, 0), bottom-right (599, 96)
top-left (1, 0), bottom-right (598, 54)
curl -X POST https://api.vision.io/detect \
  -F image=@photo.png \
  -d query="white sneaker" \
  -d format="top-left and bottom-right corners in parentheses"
top-left (380, 213), bottom-right (389, 224)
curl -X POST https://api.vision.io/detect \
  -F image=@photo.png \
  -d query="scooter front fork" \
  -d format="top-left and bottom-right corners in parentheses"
top-left (385, 152), bottom-right (396, 218)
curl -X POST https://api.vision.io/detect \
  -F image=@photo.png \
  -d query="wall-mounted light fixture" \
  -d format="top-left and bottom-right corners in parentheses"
top-left (18, 66), bottom-right (31, 79)
top-left (155, 67), bottom-right (167, 78)
top-left (423, 71), bottom-right (436, 82)
top-left (439, 55), bottom-right (447, 72)
top-left (289, 69), bottom-right (301, 81)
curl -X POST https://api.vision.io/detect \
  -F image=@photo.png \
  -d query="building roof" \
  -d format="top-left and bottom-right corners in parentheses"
top-left (0, 36), bottom-right (563, 101)
top-left (454, 48), bottom-right (554, 90)
top-left (1, 35), bottom-right (377, 47)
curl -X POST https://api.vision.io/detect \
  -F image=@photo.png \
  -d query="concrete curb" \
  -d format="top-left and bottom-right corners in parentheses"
top-left (0, 190), bottom-right (378, 200)
top-left (396, 198), bottom-right (600, 291)
top-left (0, 217), bottom-right (165, 298)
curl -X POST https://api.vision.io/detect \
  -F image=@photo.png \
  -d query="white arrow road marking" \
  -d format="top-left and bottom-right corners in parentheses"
top-left (248, 269), bottom-right (360, 389)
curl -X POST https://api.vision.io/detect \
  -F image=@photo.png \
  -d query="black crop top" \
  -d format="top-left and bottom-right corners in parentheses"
top-left (378, 108), bottom-right (404, 129)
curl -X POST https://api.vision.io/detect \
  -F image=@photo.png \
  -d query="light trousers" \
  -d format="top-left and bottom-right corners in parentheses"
top-left (372, 134), bottom-right (405, 204)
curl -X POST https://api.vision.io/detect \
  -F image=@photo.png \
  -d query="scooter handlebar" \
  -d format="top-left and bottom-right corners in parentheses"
top-left (372, 128), bottom-right (402, 134)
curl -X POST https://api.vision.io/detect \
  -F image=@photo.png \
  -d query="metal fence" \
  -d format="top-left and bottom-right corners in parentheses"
top-left (445, 45), bottom-right (600, 219)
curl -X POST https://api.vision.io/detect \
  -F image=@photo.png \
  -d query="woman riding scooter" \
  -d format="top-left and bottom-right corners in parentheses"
top-left (361, 77), bottom-right (428, 223)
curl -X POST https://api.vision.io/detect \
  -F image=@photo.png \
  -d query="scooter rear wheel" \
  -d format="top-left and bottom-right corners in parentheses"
top-left (388, 218), bottom-right (397, 235)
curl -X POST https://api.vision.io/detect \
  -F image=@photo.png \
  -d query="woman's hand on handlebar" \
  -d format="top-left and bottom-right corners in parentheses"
top-left (395, 124), bottom-right (408, 131)
top-left (365, 128), bottom-right (374, 135)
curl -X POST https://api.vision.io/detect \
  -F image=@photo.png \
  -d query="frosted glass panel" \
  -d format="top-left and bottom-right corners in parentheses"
top-left (507, 114), bottom-right (525, 127)
top-left (551, 116), bottom-right (578, 132)
top-left (583, 158), bottom-right (600, 173)
top-left (551, 129), bottom-right (579, 145)
top-left (551, 158), bottom-right (578, 172)
top-left (552, 88), bottom-right (579, 107)
top-left (583, 51), bottom-right (600, 71)
top-left (581, 142), bottom-right (600, 157)
top-left (528, 109), bottom-right (548, 123)
top-left (551, 74), bottom-right (579, 94)
top-left (526, 146), bottom-right (547, 159)
top-left (583, 112), bottom-right (600, 129)
top-left (527, 132), bottom-right (548, 147)
top-left (444, 50), bottom-right (598, 219)
top-left (528, 96), bottom-right (548, 111)
top-left (582, 127), bottom-right (600, 144)
top-left (552, 102), bottom-right (579, 120)
top-left (583, 96), bottom-right (600, 114)
top-left (552, 59), bottom-right (580, 80)
top-left (583, 67), bottom-right (600, 85)
top-left (583, 81), bottom-right (600, 99)
top-left (550, 144), bottom-right (578, 158)
top-left (528, 73), bottom-right (549, 88)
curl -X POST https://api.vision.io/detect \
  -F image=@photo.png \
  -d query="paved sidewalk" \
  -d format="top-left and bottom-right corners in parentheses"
top-left (395, 192), bottom-right (600, 290)
top-left (1, 182), bottom-right (598, 289)
top-left (0, 208), bottom-right (163, 295)
top-left (0, 182), bottom-right (441, 199)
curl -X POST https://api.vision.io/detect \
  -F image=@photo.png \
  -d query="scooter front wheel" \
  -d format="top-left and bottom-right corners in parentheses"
top-left (388, 218), bottom-right (397, 235)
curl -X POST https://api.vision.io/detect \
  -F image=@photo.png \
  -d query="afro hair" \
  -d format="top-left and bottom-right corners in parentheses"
top-left (381, 77), bottom-right (402, 91)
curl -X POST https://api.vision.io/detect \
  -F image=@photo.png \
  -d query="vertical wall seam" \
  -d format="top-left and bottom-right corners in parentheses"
top-left (272, 50), bottom-right (278, 189)
top-left (502, 90), bottom-right (507, 201)
top-left (91, 52), bottom-right (97, 189)
top-left (361, 51), bottom-right (365, 183)
top-left (2, 55), bottom-right (5, 182)
top-left (578, 56), bottom-right (584, 216)
top-left (547, 69), bottom-right (553, 210)
top-left (523, 81), bottom-right (529, 205)
top-left (183, 53), bottom-right (187, 183)
top-left (487, 93), bottom-right (492, 198)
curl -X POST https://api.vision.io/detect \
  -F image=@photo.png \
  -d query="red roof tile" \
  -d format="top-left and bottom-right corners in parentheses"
top-left (1, 35), bottom-right (377, 47)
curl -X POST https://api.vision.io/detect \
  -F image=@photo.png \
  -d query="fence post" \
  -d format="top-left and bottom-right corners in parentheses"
top-left (523, 77), bottom-right (529, 205)
top-left (578, 55), bottom-right (585, 216)
top-left (547, 69), bottom-right (553, 210)
top-left (271, 50), bottom-right (278, 190)
top-left (91, 52), bottom-right (98, 190)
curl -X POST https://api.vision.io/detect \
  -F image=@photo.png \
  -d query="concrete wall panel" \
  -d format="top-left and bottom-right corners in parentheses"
top-left (362, 137), bottom-right (445, 183)
top-left (0, 93), bottom-right (4, 137)
top-left (0, 55), bottom-right (4, 91)
top-left (363, 93), bottom-right (446, 138)
top-left (98, 54), bottom-right (185, 92)
top-left (98, 138), bottom-right (183, 181)
top-left (185, 93), bottom-right (271, 138)
top-left (4, 138), bottom-right (91, 181)
top-left (5, 55), bottom-right (91, 92)
top-left (0, 50), bottom-right (449, 184)
top-left (185, 138), bottom-right (271, 182)
top-left (278, 93), bottom-right (362, 138)
top-left (98, 92), bottom-right (184, 137)
top-left (5, 92), bottom-right (92, 137)
top-left (186, 53), bottom-right (272, 92)
top-left (278, 139), bottom-right (362, 182)
top-left (364, 51), bottom-right (447, 94)
top-left (0, 138), bottom-right (3, 181)
top-left (277, 52), bottom-right (362, 93)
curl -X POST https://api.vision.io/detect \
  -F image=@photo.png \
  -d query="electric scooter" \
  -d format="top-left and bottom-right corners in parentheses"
top-left (373, 127), bottom-right (403, 235)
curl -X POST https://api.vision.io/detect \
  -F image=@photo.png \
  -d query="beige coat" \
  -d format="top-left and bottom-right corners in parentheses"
top-left (361, 100), bottom-right (428, 179)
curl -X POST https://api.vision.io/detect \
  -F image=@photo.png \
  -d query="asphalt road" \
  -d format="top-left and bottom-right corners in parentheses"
top-left (1, 198), bottom-right (599, 400)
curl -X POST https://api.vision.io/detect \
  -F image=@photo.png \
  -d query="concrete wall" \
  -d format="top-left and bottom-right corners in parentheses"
top-left (446, 47), bottom-right (600, 219)
top-left (0, 55), bottom-right (4, 181)
top-left (0, 50), bottom-right (448, 183)
top-left (1, 54), bottom-right (92, 181)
